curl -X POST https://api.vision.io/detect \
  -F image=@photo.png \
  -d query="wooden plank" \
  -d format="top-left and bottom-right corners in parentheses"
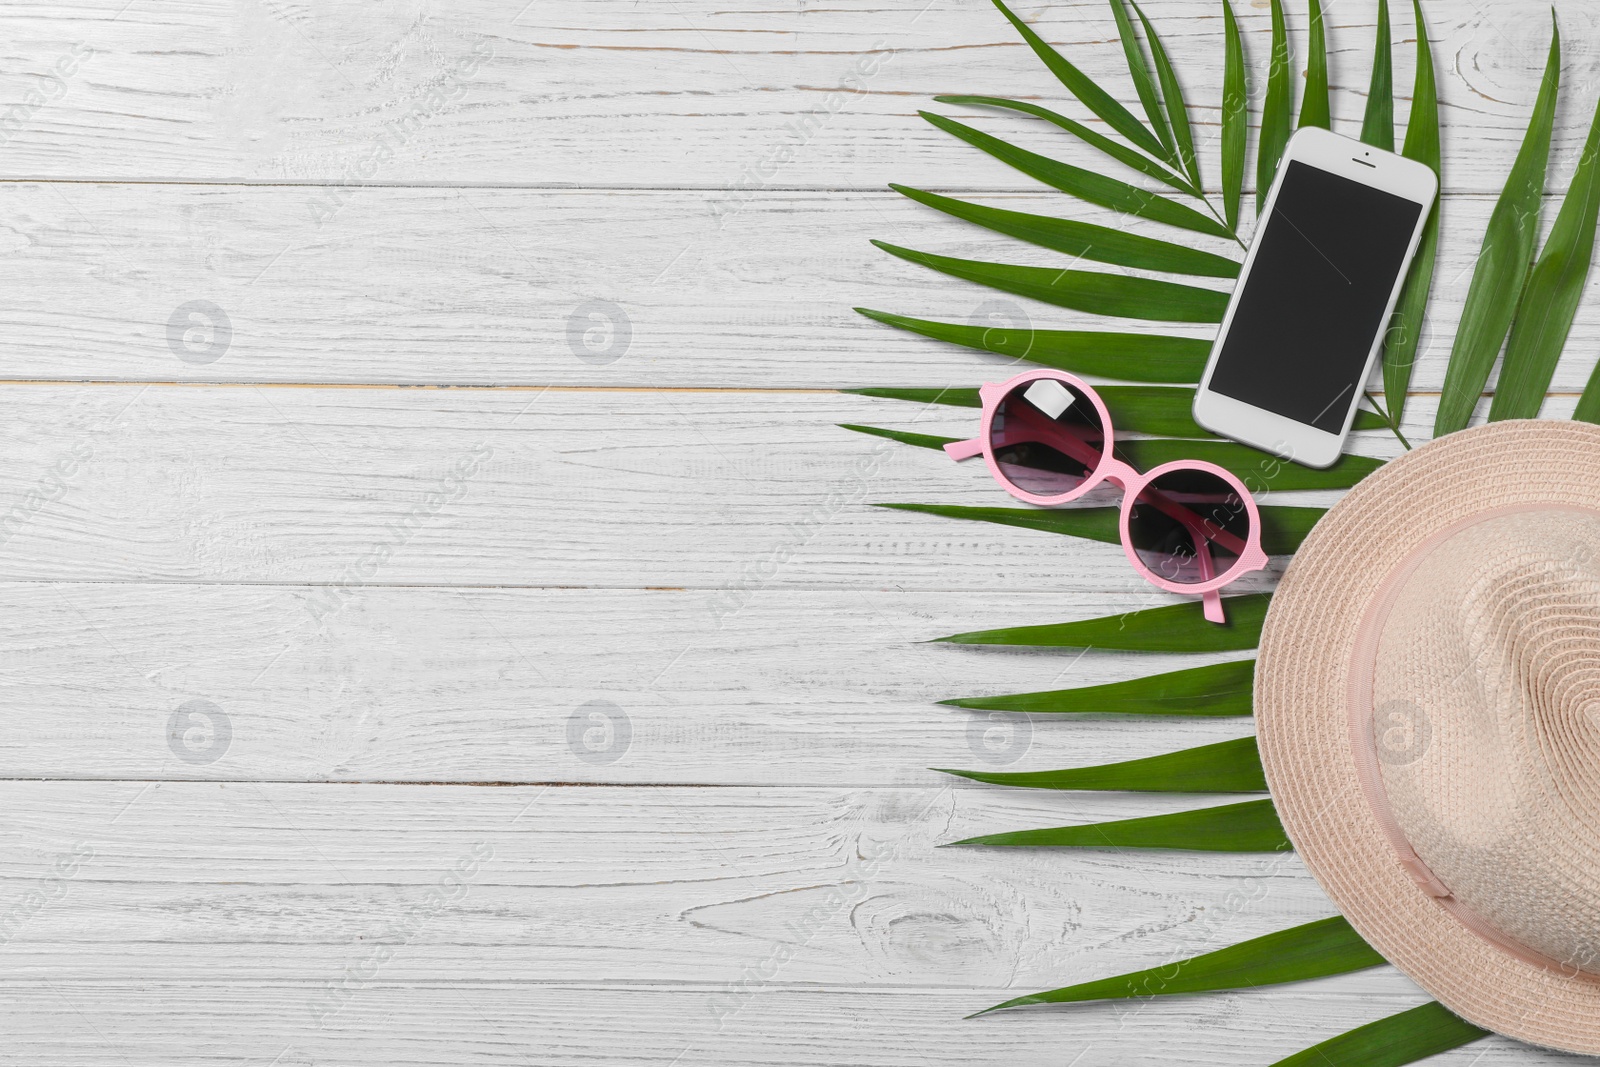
top-left (0, 185), bottom-right (1597, 391)
top-left (0, 582), bottom-right (1258, 782)
top-left (0, 0), bottom-right (1590, 194)
top-left (1, 982), bottom-right (1548, 1067)
top-left (0, 383), bottom-right (1391, 590)
top-left (0, 3), bottom-right (1589, 1059)
top-left (0, 382), bottom-right (1563, 592)
top-left (0, 782), bottom-right (1329, 990)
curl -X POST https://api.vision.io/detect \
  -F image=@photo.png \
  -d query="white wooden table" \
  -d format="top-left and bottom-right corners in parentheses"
top-left (0, 1), bottom-right (1590, 1063)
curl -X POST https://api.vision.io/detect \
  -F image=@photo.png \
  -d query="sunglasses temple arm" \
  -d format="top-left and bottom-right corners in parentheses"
top-left (943, 437), bottom-right (986, 462)
top-left (1187, 520), bottom-right (1229, 624)
top-left (1005, 405), bottom-right (1106, 467)
top-left (1136, 485), bottom-right (1251, 557)
top-left (1147, 498), bottom-right (1229, 625)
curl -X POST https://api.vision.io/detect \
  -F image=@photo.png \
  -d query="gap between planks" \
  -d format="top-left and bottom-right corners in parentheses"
top-left (0, 181), bottom-right (1546, 197)
top-left (0, 777), bottom-right (1008, 789)
top-left (0, 381), bottom-right (1531, 398)
top-left (0, 381), bottom-right (843, 392)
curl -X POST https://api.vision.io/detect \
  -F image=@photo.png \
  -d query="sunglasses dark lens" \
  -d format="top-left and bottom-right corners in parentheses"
top-left (1127, 468), bottom-right (1251, 585)
top-left (989, 378), bottom-right (1106, 497)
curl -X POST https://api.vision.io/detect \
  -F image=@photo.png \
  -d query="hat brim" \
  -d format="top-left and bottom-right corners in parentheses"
top-left (1257, 419), bottom-right (1600, 1054)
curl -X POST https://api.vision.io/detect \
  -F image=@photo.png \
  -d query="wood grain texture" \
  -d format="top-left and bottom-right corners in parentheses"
top-left (0, 382), bottom-right (1551, 594)
top-left (3, 585), bottom-right (1260, 783)
top-left (0, 782), bottom-right (1547, 1066)
top-left (0, 782), bottom-right (1330, 989)
top-left (0, 0), bottom-right (1597, 194)
top-left (0, 583), bottom-right (1261, 783)
top-left (0, 0), bottom-right (1588, 1061)
top-left (0, 185), bottom-right (1593, 391)
top-left (0, 982), bottom-right (1564, 1067)
top-left (0, 383), bottom-right (1392, 589)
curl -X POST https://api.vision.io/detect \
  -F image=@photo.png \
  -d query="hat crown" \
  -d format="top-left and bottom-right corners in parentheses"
top-left (1257, 420), bottom-right (1600, 1051)
top-left (1374, 508), bottom-right (1600, 974)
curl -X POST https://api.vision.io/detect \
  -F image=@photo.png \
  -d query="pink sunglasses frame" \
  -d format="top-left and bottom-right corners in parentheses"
top-left (944, 369), bottom-right (1269, 623)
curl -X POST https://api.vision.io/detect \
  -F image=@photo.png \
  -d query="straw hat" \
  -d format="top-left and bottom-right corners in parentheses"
top-left (1257, 419), bottom-right (1600, 1053)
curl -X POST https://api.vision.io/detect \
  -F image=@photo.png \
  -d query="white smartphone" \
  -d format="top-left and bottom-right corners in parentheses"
top-left (1193, 127), bottom-right (1437, 468)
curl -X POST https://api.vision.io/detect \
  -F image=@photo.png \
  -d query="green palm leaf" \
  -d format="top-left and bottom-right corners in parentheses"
top-left (1490, 97), bottom-right (1600, 420)
top-left (988, 0), bottom-right (1169, 159)
top-left (840, 421), bottom-right (1381, 490)
top-left (921, 111), bottom-right (1233, 239)
top-left (941, 659), bottom-right (1255, 717)
top-left (1258, 0), bottom-right (1294, 213)
top-left (937, 735), bottom-right (1265, 792)
top-left (1360, 0), bottom-right (1394, 150)
top-left (1434, 16), bottom-right (1560, 437)
top-left (870, 4), bottom-right (1549, 1061)
top-left (1298, 0), bottom-right (1330, 129)
top-left (1271, 1002), bottom-right (1489, 1067)
top-left (935, 593), bottom-right (1270, 651)
top-left (847, 386), bottom-right (987, 409)
top-left (1577, 361), bottom-right (1600, 422)
top-left (838, 424), bottom-right (956, 452)
top-left (1107, 0), bottom-right (1175, 160)
top-left (1578, 361), bottom-right (1600, 421)
top-left (880, 501), bottom-right (1325, 556)
top-left (854, 308), bottom-right (1210, 382)
top-left (1131, 1), bottom-right (1203, 191)
top-left (950, 798), bottom-right (1287, 851)
top-left (931, 96), bottom-right (1195, 194)
top-left (1220, 0), bottom-right (1247, 232)
top-left (849, 384), bottom-right (1210, 434)
top-left (890, 185), bottom-right (1240, 278)
top-left (1067, 383), bottom-right (1216, 433)
top-left (872, 240), bottom-right (1229, 322)
top-left (1381, 0), bottom-right (1440, 428)
top-left (1577, 358), bottom-right (1600, 422)
top-left (859, 383), bottom-right (1208, 433)
top-left (1114, 438), bottom-right (1382, 490)
top-left (846, 384), bottom-right (1389, 433)
top-left (882, 502), bottom-right (1125, 542)
top-left (976, 915), bottom-right (1384, 1016)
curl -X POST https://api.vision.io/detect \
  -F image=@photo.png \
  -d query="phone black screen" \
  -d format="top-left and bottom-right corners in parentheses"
top-left (1208, 160), bottom-right (1424, 432)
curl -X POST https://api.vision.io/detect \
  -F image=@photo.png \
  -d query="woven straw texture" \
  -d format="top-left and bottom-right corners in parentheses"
top-left (1257, 420), bottom-right (1600, 1054)
top-left (1377, 510), bottom-right (1600, 972)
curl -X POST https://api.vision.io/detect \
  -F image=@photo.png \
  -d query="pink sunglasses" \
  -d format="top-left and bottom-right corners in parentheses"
top-left (944, 369), bottom-right (1269, 624)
